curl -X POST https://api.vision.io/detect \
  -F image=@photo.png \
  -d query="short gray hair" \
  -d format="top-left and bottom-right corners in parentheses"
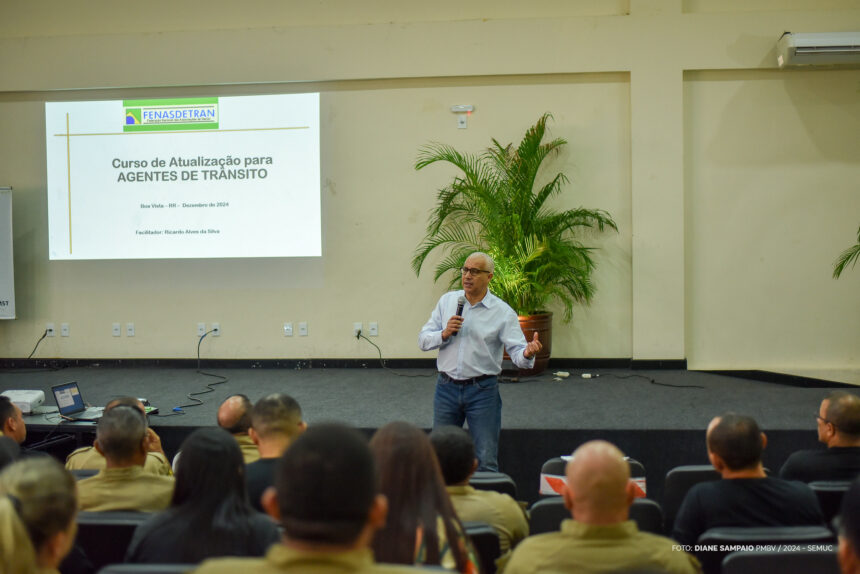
top-left (468, 252), bottom-right (495, 273)
top-left (96, 405), bottom-right (147, 462)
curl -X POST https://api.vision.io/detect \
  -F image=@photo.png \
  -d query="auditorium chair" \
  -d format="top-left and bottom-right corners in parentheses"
top-left (529, 496), bottom-right (664, 535)
top-left (75, 510), bottom-right (150, 570)
top-left (539, 456), bottom-right (647, 497)
top-left (695, 525), bottom-right (836, 574)
top-left (721, 549), bottom-right (839, 574)
top-left (529, 496), bottom-right (567, 534)
top-left (469, 470), bottom-right (518, 499)
top-left (97, 566), bottom-right (194, 574)
top-left (629, 497), bottom-right (663, 534)
top-left (462, 521), bottom-right (501, 574)
top-left (662, 465), bottom-right (720, 534)
top-left (808, 480), bottom-right (852, 527)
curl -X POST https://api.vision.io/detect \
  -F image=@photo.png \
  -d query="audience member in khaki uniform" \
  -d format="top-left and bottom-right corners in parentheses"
top-left (77, 405), bottom-right (174, 512)
top-left (0, 457), bottom-right (78, 574)
top-left (430, 425), bottom-right (528, 565)
top-left (0, 395), bottom-right (27, 445)
top-left (65, 397), bottom-right (171, 476)
top-left (194, 422), bottom-right (421, 574)
top-left (217, 394), bottom-right (260, 464)
top-left (506, 440), bottom-right (702, 574)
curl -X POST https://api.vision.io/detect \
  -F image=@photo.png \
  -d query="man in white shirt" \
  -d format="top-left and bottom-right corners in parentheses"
top-left (418, 251), bottom-right (541, 471)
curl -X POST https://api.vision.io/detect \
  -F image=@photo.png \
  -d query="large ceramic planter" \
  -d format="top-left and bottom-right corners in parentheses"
top-left (504, 312), bottom-right (552, 376)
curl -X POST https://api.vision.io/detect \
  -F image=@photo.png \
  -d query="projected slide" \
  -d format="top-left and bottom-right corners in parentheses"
top-left (45, 94), bottom-right (320, 260)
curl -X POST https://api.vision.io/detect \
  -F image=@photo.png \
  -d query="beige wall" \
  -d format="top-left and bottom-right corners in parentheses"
top-left (0, 0), bottom-right (857, 368)
top-left (685, 69), bottom-right (860, 370)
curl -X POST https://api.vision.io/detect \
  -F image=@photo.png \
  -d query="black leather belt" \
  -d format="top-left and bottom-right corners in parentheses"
top-left (440, 373), bottom-right (496, 385)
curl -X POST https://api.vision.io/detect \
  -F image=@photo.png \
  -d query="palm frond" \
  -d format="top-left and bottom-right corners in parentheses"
top-left (833, 226), bottom-right (860, 279)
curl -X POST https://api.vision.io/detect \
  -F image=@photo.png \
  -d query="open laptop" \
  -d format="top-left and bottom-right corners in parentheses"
top-left (51, 381), bottom-right (104, 421)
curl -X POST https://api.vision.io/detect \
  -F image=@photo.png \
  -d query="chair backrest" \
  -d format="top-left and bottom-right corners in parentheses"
top-left (528, 497), bottom-right (568, 535)
top-left (722, 549), bottom-right (839, 574)
top-left (469, 471), bottom-right (517, 499)
top-left (538, 457), bottom-right (567, 496)
top-left (97, 565), bottom-right (194, 574)
top-left (809, 480), bottom-right (852, 527)
top-left (629, 498), bottom-right (663, 534)
top-left (627, 458), bottom-right (646, 478)
top-left (662, 465), bottom-right (720, 534)
top-left (697, 526), bottom-right (836, 574)
top-left (76, 511), bottom-right (150, 570)
top-left (462, 521), bottom-right (501, 574)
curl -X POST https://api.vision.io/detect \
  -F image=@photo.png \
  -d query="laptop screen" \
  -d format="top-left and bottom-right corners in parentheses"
top-left (52, 382), bottom-right (85, 415)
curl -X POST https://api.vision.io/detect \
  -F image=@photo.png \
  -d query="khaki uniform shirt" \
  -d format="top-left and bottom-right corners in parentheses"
top-left (447, 485), bottom-right (528, 554)
top-left (505, 519), bottom-right (702, 574)
top-left (194, 545), bottom-right (422, 574)
top-left (235, 433), bottom-right (261, 464)
top-left (65, 446), bottom-right (172, 475)
top-left (77, 466), bottom-right (174, 512)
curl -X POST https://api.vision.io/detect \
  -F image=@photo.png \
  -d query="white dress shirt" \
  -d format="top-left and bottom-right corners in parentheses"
top-left (418, 290), bottom-right (535, 379)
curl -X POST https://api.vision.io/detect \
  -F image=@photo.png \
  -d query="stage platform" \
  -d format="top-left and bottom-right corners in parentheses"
top-left (0, 364), bottom-right (854, 507)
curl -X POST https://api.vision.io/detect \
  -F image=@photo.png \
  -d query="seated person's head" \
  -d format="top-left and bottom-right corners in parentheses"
top-left (105, 396), bottom-right (147, 415)
top-left (261, 422), bottom-right (385, 549)
top-left (217, 394), bottom-right (253, 435)
top-left (0, 396), bottom-right (26, 445)
top-left (706, 413), bottom-right (765, 473)
top-left (429, 426), bottom-right (477, 486)
top-left (173, 427), bottom-right (247, 508)
top-left (821, 392), bottom-right (860, 446)
top-left (250, 394), bottom-right (306, 446)
top-left (0, 457), bottom-right (77, 573)
top-left (94, 405), bottom-right (148, 466)
top-left (0, 437), bottom-right (20, 472)
top-left (839, 478), bottom-right (860, 574)
top-left (564, 440), bottom-right (632, 524)
top-left (369, 421), bottom-right (469, 570)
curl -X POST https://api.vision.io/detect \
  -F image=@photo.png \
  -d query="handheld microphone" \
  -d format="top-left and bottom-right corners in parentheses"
top-left (452, 296), bottom-right (465, 337)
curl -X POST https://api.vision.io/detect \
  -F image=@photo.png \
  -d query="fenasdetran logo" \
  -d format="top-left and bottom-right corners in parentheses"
top-left (123, 98), bottom-right (219, 132)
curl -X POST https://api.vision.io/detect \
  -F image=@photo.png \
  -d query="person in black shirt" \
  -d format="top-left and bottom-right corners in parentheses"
top-left (673, 413), bottom-right (824, 547)
top-left (780, 391), bottom-right (860, 482)
top-left (244, 393), bottom-right (306, 511)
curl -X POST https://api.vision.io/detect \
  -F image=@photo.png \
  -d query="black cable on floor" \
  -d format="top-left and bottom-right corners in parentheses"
top-left (357, 332), bottom-right (434, 378)
top-left (602, 372), bottom-right (704, 389)
top-left (163, 329), bottom-right (229, 415)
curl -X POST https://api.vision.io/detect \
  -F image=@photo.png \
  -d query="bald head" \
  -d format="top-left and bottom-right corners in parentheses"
top-left (105, 397), bottom-right (146, 415)
top-left (564, 440), bottom-right (631, 524)
top-left (218, 394), bottom-right (253, 435)
top-left (825, 392), bottom-right (860, 439)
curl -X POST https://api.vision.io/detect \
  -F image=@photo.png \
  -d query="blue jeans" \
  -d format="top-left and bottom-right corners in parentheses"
top-left (432, 373), bottom-right (502, 472)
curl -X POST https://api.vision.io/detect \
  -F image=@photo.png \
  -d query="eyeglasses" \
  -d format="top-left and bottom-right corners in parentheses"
top-left (461, 266), bottom-right (491, 276)
top-left (815, 414), bottom-right (835, 426)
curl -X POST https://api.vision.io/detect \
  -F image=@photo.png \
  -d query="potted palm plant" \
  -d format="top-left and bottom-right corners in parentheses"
top-left (412, 113), bottom-right (617, 375)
